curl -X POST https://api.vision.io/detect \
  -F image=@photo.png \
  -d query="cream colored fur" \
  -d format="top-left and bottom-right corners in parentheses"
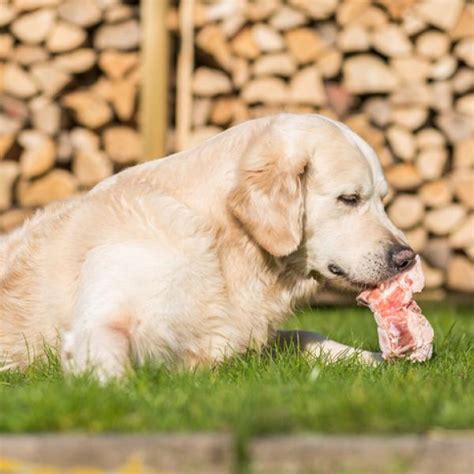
top-left (0, 114), bottom-right (407, 380)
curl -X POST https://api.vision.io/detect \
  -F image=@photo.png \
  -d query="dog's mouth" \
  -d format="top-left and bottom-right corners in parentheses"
top-left (324, 263), bottom-right (388, 292)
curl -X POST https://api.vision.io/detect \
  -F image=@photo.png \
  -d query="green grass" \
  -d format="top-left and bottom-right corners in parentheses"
top-left (0, 304), bottom-right (473, 438)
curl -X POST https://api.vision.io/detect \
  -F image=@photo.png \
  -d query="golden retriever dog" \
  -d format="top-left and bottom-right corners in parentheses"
top-left (0, 114), bottom-right (416, 380)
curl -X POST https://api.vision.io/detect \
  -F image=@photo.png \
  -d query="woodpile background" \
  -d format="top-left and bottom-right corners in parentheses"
top-left (0, 0), bottom-right (473, 297)
top-left (0, 0), bottom-right (142, 230)
top-left (169, 0), bottom-right (474, 296)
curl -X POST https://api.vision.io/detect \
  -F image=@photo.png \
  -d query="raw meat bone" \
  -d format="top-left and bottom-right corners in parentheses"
top-left (357, 256), bottom-right (434, 362)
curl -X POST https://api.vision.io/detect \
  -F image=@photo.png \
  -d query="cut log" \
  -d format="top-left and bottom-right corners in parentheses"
top-left (456, 94), bottom-right (474, 117)
top-left (451, 171), bottom-right (474, 209)
top-left (13, 0), bottom-right (59, 11)
top-left (447, 256), bottom-right (474, 292)
top-left (73, 150), bottom-right (113, 187)
top-left (391, 82), bottom-right (437, 107)
top-left (18, 130), bottom-right (55, 178)
top-left (345, 114), bottom-right (385, 150)
top-left (395, 18), bottom-right (422, 45)
top-left (0, 208), bottom-right (33, 233)
top-left (386, 163), bottom-right (422, 190)
top-left (30, 97), bottom-right (61, 135)
top-left (105, 4), bottom-right (134, 23)
top-left (405, 226), bottom-right (427, 253)
top-left (0, 135), bottom-right (15, 160)
top-left (375, 0), bottom-right (418, 19)
top-left (388, 194), bottom-right (425, 229)
top-left (450, 214), bottom-right (474, 249)
top-left (111, 78), bottom-right (137, 121)
top-left (30, 63), bottom-right (71, 97)
top-left (452, 68), bottom-right (474, 94)
top-left (430, 81), bottom-right (453, 112)
top-left (416, 128), bottom-right (446, 149)
top-left (453, 136), bottom-right (474, 169)
top-left (391, 56), bottom-right (430, 83)
top-left (387, 125), bottom-right (416, 161)
top-left (289, 0), bottom-right (338, 20)
top-left (3, 63), bottom-right (37, 99)
top-left (269, 5), bottom-right (306, 30)
top-left (11, 8), bottom-right (56, 45)
top-left (230, 58), bottom-right (250, 88)
top-left (364, 98), bottom-right (392, 128)
top-left (454, 38), bottom-right (474, 68)
top-left (221, 14), bottom-right (246, 38)
top-left (419, 180), bottom-right (452, 208)
top-left (210, 97), bottom-right (248, 126)
top-left (351, 5), bottom-right (388, 28)
top-left (231, 27), bottom-right (260, 60)
top-left (344, 54), bottom-right (398, 93)
top-left (429, 56), bottom-right (457, 81)
top-left (0, 34), bottom-right (13, 59)
top-left (422, 238), bottom-right (451, 269)
top-left (416, 148), bottom-right (448, 181)
top-left (289, 66), bottom-right (326, 106)
top-left (416, 31), bottom-right (450, 59)
top-left (392, 106), bottom-right (428, 130)
top-left (58, 0), bottom-right (102, 27)
top-left (318, 48), bottom-right (343, 78)
top-left (253, 53), bottom-right (296, 77)
top-left (1, 96), bottom-right (29, 121)
top-left (0, 4), bottom-right (15, 27)
top-left (242, 77), bottom-right (288, 105)
top-left (193, 67), bottom-right (232, 97)
top-left (415, 0), bottom-right (463, 31)
top-left (47, 21), bottom-right (86, 53)
top-left (337, 1), bottom-right (369, 26)
top-left (450, 4), bottom-right (474, 39)
top-left (326, 83), bottom-right (354, 116)
top-left (372, 24), bottom-right (412, 57)
top-left (285, 28), bottom-right (325, 64)
top-left (57, 132), bottom-right (73, 163)
top-left (436, 112), bottom-right (474, 144)
top-left (196, 24), bottom-right (232, 70)
top-left (99, 50), bottom-right (138, 79)
top-left (424, 205), bottom-right (466, 236)
top-left (70, 128), bottom-right (100, 152)
top-left (245, 0), bottom-right (278, 21)
top-left (337, 25), bottom-right (370, 52)
top-left (0, 161), bottom-right (20, 211)
top-left (103, 126), bottom-right (142, 164)
top-left (94, 19), bottom-right (140, 50)
top-left (193, 98), bottom-right (211, 127)
top-left (62, 91), bottom-right (112, 129)
top-left (17, 169), bottom-right (78, 207)
top-left (187, 126), bottom-right (222, 148)
top-left (54, 49), bottom-right (97, 73)
top-left (252, 23), bottom-right (284, 52)
top-left (13, 45), bottom-right (49, 65)
top-left (421, 258), bottom-right (444, 289)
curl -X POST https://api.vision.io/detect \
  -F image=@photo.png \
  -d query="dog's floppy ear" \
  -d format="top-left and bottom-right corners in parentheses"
top-left (228, 123), bottom-right (309, 257)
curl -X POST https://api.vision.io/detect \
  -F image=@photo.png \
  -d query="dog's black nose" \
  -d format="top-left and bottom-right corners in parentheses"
top-left (389, 245), bottom-right (416, 272)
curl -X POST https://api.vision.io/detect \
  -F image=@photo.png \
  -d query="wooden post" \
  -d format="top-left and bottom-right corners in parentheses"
top-left (176, 0), bottom-right (195, 151)
top-left (140, 0), bottom-right (169, 160)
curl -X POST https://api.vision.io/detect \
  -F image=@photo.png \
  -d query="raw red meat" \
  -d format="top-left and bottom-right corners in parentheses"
top-left (357, 256), bottom-right (434, 362)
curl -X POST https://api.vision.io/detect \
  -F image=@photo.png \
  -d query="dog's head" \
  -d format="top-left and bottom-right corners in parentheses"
top-left (228, 114), bottom-right (415, 289)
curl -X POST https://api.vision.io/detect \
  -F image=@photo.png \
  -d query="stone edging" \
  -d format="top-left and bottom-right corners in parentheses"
top-left (0, 432), bottom-right (473, 473)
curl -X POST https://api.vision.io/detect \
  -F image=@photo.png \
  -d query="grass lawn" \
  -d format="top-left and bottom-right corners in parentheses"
top-left (0, 303), bottom-right (473, 440)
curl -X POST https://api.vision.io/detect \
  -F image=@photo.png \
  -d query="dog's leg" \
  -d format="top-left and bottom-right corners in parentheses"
top-left (275, 330), bottom-right (383, 365)
top-left (62, 324), bottom-right (130, 382)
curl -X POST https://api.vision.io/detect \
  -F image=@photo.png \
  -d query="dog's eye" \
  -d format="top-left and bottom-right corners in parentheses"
top-left (338, 194), bottom-right (360, 206)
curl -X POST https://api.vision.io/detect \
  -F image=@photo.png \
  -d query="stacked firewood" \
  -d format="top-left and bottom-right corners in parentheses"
top-left (0, 0), bottom-right (141, 231)
top-left (168, 0), bottom-right (474, 294)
